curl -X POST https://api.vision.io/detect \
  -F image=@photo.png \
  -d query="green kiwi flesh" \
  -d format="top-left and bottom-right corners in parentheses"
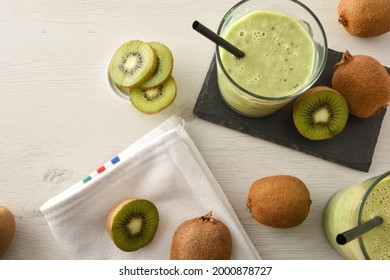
top-left (106, 198), bottom-right (159, 252)
top-left (130, 76), bottom-right (176, 114)
top-left (293, 86), bottom-right (349, 140)
top-left (140, 42), bottom-right (174, 89)
top-left (109, 40), bottom-right (157, 88)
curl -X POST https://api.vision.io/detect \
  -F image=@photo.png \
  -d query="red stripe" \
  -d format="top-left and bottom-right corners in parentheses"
top-left (97, 166), bottom-right (106, 174)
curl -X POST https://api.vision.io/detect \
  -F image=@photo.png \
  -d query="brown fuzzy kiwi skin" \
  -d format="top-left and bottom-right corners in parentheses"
top-left (337, 0), bottom-right (390, 38)
top-left (332, 50), bottom-right (390, 118)
top-left (170, 212), bottom-right (232, 260)
top-left (246, 175), bottom-right (311, 228)
top-left (0, 206), bottom-right (16, 258)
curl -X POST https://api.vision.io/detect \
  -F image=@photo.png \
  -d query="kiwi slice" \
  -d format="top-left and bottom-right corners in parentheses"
top-left (130, 76), bottom-right (177, 114)
top-left (293, 86), bottom-right (349, 140)
top-left (140, 42), bottom-right (174, 89)
top-left (106, 198), bottom-right (159, 252)
top-left (109, 40), bottom-right (157, 88)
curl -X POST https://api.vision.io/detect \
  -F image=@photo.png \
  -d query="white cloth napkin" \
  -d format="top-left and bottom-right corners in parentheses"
top-left (40, 116), bottom-right (260, 260)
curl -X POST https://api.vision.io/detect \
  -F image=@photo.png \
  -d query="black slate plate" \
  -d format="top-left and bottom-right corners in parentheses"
top-left (193, 49), bottom-right (389, 172)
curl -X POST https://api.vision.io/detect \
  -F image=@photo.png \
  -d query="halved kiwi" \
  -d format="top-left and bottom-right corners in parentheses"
top-left (130, 76), bottom-right (177, 114)
top-left (109, 40), bottom-right (157, 88)
top-left (293, 86), bottom-right (349, 140)
top-left (106, 198), bottom-right (159, 252)
top-left (140, 42), bottom-right (174, 89)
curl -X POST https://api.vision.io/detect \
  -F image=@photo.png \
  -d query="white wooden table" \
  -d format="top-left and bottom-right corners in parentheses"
top-left (1, 0), bottom-right (389, 260)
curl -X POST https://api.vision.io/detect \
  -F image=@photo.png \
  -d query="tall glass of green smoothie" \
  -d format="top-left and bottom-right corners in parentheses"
top-left (216, 0), bottom-right (327, 117)
top-left (323, 171), bottom-right (390, 260)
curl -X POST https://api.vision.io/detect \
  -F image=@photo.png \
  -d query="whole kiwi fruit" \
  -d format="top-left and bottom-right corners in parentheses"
top-left (106, 198), bottom-right (159, 252)
top-left (332, 50), bottom-right (390, 118)
top-left (0, 206), bottom-right (16, 258)
top-left (247, 175), bottom-right (311, 228)
top-left (337, 0), bottom-right (390, 38)
top-left (170, 211), bottom-right (232, 260)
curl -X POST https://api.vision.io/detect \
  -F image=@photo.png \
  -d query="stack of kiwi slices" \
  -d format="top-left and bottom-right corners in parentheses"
top-left (108, 40), bottom-right (176, 114)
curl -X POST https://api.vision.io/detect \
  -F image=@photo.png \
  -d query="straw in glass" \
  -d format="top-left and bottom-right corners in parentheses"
top-left (192, 20), bottom-right (245, 58)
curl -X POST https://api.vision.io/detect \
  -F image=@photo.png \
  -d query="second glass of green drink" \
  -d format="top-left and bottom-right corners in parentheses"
top-left (323, 171), bottom-right (390, 260)
top-left (216, 0), bottom-right (327, 117)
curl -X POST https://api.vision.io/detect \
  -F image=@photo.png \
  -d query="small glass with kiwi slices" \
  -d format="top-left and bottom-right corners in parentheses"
top-left (107, 40), bottom-right (177, 114)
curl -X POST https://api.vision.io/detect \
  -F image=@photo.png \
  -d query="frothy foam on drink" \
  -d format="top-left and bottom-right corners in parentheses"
top-left (360, 177), bottom-right (390, 259)
top-left (221, 11), bottom-right (314, 97)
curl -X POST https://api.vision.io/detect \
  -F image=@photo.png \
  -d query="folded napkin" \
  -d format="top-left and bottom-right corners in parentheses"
top-left (40, 116), bottom-right (260, 260)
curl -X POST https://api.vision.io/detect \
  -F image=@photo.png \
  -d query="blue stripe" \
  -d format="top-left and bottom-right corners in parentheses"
top-left (111, 156), bottom-right (120, 165)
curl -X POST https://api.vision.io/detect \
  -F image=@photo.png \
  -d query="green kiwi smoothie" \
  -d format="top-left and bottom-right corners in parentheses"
top-left (323, 172), bottom-right (390, 259)
top-left (217, 11), bottom-right (315, 116)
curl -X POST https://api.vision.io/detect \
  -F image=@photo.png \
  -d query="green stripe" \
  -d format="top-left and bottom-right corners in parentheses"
top-left (82, 176), bottom-right (92, 183)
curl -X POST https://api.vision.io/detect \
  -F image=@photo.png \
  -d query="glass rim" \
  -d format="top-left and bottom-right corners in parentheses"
top-left (357, 170), bottom-right (390, 260)
top-left (215, 0), bottom-right (328, 101)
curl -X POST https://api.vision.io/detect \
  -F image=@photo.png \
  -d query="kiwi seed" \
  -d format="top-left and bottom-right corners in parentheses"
top-left (332, 50), bottom-right (390, 118)
top-left (109, 40), bottom-right (157, 88)
top-left (130, 76), bottom-right (177, 114)
top-left (0, 205), bottom-right (16, 258)
top-left (246, 175), bottom-right (311, 228)
top-left (337, 0), bottom-right (390, 38)
top-left (293, 86), bottom-right (349, 140)
top-left (170, 211), bottom-right (232, 260)
top-left (106, 198), bottom-right (159, 252)
top-left (140, 42), bottom-right (174, 89)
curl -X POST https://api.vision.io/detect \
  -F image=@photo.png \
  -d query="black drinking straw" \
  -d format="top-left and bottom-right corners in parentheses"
top-left (336, 216), bottom-right (384, 245)
top-left (192, 20), bottom-right (245, 58)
